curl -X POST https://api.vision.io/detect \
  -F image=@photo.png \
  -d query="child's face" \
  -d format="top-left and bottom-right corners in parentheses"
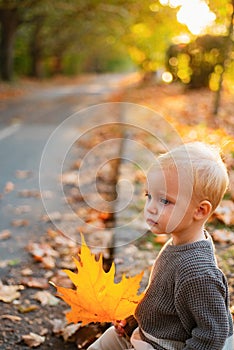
top-left (144, 166), bottom-right (196, 235)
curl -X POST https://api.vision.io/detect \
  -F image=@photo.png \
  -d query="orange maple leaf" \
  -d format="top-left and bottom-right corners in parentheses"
top-left (55, 234), bottom-right (144, 325)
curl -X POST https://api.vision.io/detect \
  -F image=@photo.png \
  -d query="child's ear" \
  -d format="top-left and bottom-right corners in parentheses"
top-left (194, 200), bottom-right (212, 220)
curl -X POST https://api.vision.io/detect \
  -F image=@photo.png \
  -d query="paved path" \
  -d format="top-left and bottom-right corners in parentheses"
top-left (0, 74), bottom-right (130, 263)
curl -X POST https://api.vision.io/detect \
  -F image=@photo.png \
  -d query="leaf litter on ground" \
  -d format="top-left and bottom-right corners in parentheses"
top-left (0, 79), bottom-right (233, 348)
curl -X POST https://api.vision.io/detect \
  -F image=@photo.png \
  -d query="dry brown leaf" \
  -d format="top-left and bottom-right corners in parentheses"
top-left (22, 332), bottom-right (45, 347)
top-left (0, 280), bottom-right (24, 303)
top-left (21, 277), bottom-right (49, 289)
top-left (33, 291), bottom-right (59, 306)
top-left (0, 314), bottom-right (22, 322)
top-left (212, 229), bottom-right (234, 244)
top-left (51, 318), bottom-right (67, 335)
top-left (27, 242), bottom-right (59, 259)
top-left (62, 323), bottom-right (82, 341)
top-left (27, 242), bottom-right (58, 269)
top-left (21, 268), bottom-right (33, 276)
top-left (0, 229), bottom-right (11, 240)
top-left (61, 172), bottom-right (78, 185)
top-left (15, 170), bottom-right (33, 179)
top-left (41, 256), bottom-right (56, 269)
top-left (213, 200), bottom-right (234, 225)
top-left (4, 181), bottom-right (14, 193)
top-left (41, 211), bottom-right (62, 222)
top-left (18, 189), bottom-right (40, 198)
top-left (18, 304), bottom-right (39, 313)
top-left (50, 271), bottom-right (74, 289)
top-left (11, 219), bottom-right (29, 227)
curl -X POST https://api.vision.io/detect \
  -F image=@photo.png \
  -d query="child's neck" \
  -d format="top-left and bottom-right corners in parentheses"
top-left (171, 227), bottom-right (206, 246)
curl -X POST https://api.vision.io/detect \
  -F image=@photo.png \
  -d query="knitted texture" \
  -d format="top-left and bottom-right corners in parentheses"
top-left (135, 235), bottom-right (233, 350)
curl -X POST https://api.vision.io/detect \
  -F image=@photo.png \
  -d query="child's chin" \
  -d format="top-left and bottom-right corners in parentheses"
top-left (151, 228), bottom-right (164, 235)
top-left (150, 227), bottom-right (168, 235)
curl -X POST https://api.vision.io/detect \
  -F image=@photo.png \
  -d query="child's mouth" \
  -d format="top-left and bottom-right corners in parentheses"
top-left (147, 218), bottom-right (158, 226)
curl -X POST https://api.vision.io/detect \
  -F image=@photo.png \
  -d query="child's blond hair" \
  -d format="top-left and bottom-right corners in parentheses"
top-left (157, 142), bottom-right (229, 212)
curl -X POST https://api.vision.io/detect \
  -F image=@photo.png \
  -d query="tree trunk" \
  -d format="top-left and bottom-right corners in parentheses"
top-left (29, 18), bottom-right (44, 78)
top-left (0, 8), bottom-right (19, 81)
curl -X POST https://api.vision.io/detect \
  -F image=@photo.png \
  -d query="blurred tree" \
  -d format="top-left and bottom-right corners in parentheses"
top-left (1, 0), bottom-right (233, 86)
top-left (0, 0), bottom-right (51, 80)
top-left (210, 0), bottom-right (234, 115)
top-left (12, 0), bottom-right (135, 78)
top-left (0, 1), bottom-right (21, 80)
top-left (166, 35), bottom-right (229, 88)
top-left (122, 2), bottom-right (185, 80)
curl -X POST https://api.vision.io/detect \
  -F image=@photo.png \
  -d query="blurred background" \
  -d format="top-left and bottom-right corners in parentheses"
top-left (0, 2), bottom-right (234, 348)
top-left (0, 0), bottom-right (233, 97)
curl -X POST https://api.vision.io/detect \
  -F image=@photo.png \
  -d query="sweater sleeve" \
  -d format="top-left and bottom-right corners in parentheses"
top-left (175, 272), bottom-right (230, 350)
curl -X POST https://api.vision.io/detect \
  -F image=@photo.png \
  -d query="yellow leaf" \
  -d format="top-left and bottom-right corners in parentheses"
top-left (55, 234), bottom-right (144, 325)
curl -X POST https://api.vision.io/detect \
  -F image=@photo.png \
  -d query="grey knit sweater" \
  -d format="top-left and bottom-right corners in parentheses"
top-left (135, 235), bottom-right (233, 349)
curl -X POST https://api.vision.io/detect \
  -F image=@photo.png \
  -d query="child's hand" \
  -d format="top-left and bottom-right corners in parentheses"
top-left (113, 319), bottom-right (127, 337)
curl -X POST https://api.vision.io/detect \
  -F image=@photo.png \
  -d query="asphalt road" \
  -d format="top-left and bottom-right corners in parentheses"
top-left (0, 73), bottom-right (128, 263)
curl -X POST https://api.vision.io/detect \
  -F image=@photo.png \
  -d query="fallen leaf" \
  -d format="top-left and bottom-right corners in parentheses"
top-left (41, 255), bottom-right (55, 269)
top-left (0, 314), bottom-right (22, 322)
top-left (18, 304), bottom-right (39, 313)
top-left (55, 234), bottom-right (144, 325)
top-left (18, 189), bottom-right (40, 198)
top-left (21, 277), bottom-right (49, 289)
top-left (213, 200), bottom-right (234, 225)
top-left (28, 242), bottom-right (58, 258)
top-left (41, 211), bottom-right (62, 222)
top-left (61, 172), bottom-right (78, 185)
top-left (22, 332), bottom-right (45, 347)
top-left (51, 318), bottom-right (67, 335)
top-left (21, 268), bottom-right (33, 276)
top-left (0, 280), bottom-right (24, 303)
top-left (0, 229), bottom-right (11, 240)
top-left (33, 291), bottom-right (59, 306)
top-left (15, 169), bottom-right (33, 179)
top-left (27, 242), bottom-right (58, 269)
top-left (62, 323), bottom-right (82, 341)
top-left (11, 219), bottom-right (29, 227)
top-left (50, 271), bottom-right (74, 289)
top-left (4, 181), bottom-right (14, 193)
top-left (212, 229), bottom-right (234, 244)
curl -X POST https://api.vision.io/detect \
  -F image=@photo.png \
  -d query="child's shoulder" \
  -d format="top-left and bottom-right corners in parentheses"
top-left (165, 238), bottom-right (219, 278)
top-left (174, 245), bottom-right (227, 291)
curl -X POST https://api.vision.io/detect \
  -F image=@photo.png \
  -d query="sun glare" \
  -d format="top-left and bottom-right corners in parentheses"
top-left (159, 0), bottom-right (216, 35)
top-left (177, 1), bottom-right (216, 35)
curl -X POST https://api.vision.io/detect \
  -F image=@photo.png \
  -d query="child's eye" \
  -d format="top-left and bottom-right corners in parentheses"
top-left (160, 198), bottom-right (170, 205)
top-left (145, 192), bottom-right (152, 200)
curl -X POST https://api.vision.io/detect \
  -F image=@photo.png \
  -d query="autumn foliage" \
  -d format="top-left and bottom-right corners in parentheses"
top-left (55, 234), bottom-right (144, 325)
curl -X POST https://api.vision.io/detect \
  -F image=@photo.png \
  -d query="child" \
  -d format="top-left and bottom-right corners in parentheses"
top-left (87, 142), bottom-right (233, 350)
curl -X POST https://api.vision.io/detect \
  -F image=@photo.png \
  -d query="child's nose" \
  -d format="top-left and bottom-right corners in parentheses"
top-left (147, 202), bottom-right (158, 214)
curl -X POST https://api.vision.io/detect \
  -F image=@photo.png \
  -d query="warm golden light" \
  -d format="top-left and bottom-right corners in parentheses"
top-left (159, 0), bottom-right (216, 35)
top-left (177, 0), bottom-right (216, 35)
top-left (172, 34), bottom-right (191, 44)
top-left (162, 71), bottom-right (173, 83)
